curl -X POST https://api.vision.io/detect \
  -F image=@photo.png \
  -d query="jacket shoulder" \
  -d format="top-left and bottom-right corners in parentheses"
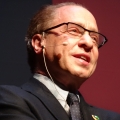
top-left (0, 85), bottom-right (37, 120)
top-left (0, 85), bottom-right (29, 99)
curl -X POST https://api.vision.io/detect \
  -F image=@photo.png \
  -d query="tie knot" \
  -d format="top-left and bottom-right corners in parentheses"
top-left (67, 93), bottom-right (79, 106)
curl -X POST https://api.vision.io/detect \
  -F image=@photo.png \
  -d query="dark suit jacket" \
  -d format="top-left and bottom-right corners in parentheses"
top-left (0, 77), bottom-right (120, 120)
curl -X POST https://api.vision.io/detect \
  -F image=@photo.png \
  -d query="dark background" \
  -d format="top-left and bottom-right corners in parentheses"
top-left (0, 0), bottom-right (120, 113)
top-left (0, 0), bottom-right (52, 85)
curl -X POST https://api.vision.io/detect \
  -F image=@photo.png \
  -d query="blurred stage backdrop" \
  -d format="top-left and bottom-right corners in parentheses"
top-left (0, 0), bottom-right (120, 113)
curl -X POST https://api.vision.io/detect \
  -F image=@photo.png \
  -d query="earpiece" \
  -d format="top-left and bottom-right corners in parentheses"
top-left (41, 45), bottom-right (45, 49)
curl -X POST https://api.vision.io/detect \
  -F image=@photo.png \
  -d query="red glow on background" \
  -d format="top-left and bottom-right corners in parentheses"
top-left (52, 0), bottom-right (120, 113)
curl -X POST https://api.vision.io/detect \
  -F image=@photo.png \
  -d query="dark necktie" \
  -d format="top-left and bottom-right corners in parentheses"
top-left (67, 93), bottom-right (81, 120)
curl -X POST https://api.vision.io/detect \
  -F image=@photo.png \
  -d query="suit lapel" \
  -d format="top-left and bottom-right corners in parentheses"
top-left (79, 93), bottom-right (93, 120)
top-left (21, 77), bottom-right (69, 120)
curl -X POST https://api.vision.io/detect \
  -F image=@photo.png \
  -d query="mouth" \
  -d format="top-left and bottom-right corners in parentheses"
top-left (72, 53), bottom-right (90, 63)
top-left (80, 56), bottom-right (88, 62)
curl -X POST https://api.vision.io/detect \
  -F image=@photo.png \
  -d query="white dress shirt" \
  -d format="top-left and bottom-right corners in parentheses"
top-left (33, 73), bottom-right (69, 114)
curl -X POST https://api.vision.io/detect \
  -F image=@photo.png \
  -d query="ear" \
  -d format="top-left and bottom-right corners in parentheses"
top-left (31, 34), bottom-right (43, 54)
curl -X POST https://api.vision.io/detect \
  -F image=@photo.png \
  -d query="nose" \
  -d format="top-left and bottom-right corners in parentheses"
top-left (78, 33), bottom-right (93, 51)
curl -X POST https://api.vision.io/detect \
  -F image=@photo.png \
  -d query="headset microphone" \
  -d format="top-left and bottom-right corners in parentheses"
top-left (62, 42), bottom-right (68, 46)
top-left (42, 40), bottom-right (68, 105)
top-left (41, 42), bottom-right (68, 48)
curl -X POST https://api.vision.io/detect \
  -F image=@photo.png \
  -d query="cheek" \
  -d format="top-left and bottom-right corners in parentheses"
top-left (46, 35), bottom-right (74, 67)
top-left (56, 39), bottom-right (76, 68)
top-left (91, 48), bottom-right (99, 72)
top-left (95, 49), bottom-right (99, 61)
top-left (93, 47), bottom-right (99, 61)
top-left (60, 48), bottom-right (74, 71)
top-left (54, 47), bottom-right (69, 68)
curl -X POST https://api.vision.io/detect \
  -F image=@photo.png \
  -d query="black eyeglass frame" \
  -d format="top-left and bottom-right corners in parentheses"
top-left (43, 22), bottom-right (108, 48)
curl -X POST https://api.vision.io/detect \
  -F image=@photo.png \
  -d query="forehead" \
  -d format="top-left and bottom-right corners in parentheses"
top-left (54, 5), bottom-right (98, 32)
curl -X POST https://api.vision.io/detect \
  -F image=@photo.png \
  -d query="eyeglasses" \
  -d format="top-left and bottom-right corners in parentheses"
top-left (44, 22), bottom-right (108, 48)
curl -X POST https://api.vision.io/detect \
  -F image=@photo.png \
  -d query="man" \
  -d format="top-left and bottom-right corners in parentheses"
top-left (0, 2), bottom-right (120, 120)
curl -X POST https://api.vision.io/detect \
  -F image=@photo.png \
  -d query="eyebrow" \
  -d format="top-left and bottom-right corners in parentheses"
top-left (76, 22), bottom-right (98, 32)
top-left (90, 27), bottom-right (99, 33)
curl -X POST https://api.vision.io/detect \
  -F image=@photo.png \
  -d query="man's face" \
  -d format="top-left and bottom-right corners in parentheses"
top-left (42, 6), bottom-right (99, 90)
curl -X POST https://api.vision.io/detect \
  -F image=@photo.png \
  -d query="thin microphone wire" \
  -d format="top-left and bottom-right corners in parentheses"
top-left (43, 42), bottom-right (68, 47)
top-left (42, 48), bottom-right (67, 104)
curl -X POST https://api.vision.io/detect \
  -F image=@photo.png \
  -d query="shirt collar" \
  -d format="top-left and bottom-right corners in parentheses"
top-left (33, 73), bottom-right (69, 110)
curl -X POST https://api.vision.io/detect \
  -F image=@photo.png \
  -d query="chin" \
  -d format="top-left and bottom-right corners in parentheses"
top-left (72, 70), bottom-right (92, 81)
